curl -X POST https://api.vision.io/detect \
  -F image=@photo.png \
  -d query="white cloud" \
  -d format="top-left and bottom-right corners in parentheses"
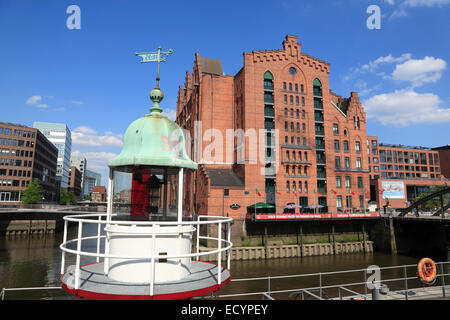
top-left (391, 0), bottom-right (450, 17)
top-left (359, 53), bottom-right (412, 73)
top-left (26, 95), bottom-right (42, 105)
top-left (71, 100), bottom-right (84, 105)
top-left (165, 108), bottom-right (177, 121)
top-left (26, 95), bottom-right (50, 109)
top-left (74, 126), bottom-right (97, 135)
top-left (72, 126), bottom-right (123, 147)
top-left (392, 56), bottom-right (447, 87)
top-left (363, 89), bottom-right (450, 126)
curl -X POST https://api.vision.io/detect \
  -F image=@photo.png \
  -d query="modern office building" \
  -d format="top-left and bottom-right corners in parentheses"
top-left (70, 155), bottom-right (87, 196)
top-left (0, 122), bottom-right (58, 203)
top-left (176, 35), bottom-right (371, 225)
top-left (68, 166), bottom-right (82, 197)
top-left (84, 169), bottom-right (102, 196)
top-left (33, 122), bottom-right (72, 192)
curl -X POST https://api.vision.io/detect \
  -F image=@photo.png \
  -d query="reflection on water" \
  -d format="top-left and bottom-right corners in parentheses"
top-left (0, 224), bottom-right (447, 300)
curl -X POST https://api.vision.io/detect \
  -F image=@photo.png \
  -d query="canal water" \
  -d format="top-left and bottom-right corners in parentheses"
top-left (0, 223), bottom-right (448, 300)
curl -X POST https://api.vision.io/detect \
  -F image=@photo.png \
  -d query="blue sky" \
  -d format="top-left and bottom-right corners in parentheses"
top-left (1, 0), bottom-right (449, 186)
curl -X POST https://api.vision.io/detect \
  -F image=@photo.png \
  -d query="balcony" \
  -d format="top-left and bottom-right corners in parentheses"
top-left (314, 99), bottom-right (323, 110)
top-left (264, 95), bottom-right (274, 104)
top-left (264, 121), bottom-right (275, 130)
top-left (316, 143), bottom-right (325, 150)
top-left (317, 172), bottom-right (327, 179)
top-left (313, 88), bottom-right (322, 97)
top-left (264, 83), bottom-right (274, 91)
top-left (315, 129), bottom-right (324, 136)
top-left (264, 106), bottom-right (274, 118)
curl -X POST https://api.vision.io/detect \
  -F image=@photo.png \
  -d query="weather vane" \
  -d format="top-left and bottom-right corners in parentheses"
top-left (136, 46), bottom-right (173, 88)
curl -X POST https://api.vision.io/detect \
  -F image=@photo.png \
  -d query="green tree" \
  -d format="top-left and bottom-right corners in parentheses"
top-left (59, 189), bottom-right (76, 205)
top-left (413, 185), bottom-right (447, 210)
top-left (21, 179), bottom-right (44, 204)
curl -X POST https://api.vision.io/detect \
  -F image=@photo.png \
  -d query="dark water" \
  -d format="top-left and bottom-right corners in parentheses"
top-left (0, 224), bottom-right (448, 300)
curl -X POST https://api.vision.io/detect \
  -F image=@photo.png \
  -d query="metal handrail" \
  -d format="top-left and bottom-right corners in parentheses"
top-left (59, 213), bottom-right (233, 295)
top-left (211, 261), bottom-right (450, 300)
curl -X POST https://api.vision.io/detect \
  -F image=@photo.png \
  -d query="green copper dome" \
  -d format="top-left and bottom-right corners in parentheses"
top-left (108, 89), bottom-right (198, 171)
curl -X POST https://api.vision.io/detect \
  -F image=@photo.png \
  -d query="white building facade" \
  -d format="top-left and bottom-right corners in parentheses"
top-left (33, 122), bottom-right (72, 190)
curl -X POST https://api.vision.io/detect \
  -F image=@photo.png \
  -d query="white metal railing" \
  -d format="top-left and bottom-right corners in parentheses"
top-left (200, 261), bottom-right (450, 300)
top-left (59, 213), bottom-right (233, 296)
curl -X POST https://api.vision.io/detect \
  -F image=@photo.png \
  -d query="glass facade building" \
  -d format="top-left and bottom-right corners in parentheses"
top-left (33, 122), bottom-right (72, 190)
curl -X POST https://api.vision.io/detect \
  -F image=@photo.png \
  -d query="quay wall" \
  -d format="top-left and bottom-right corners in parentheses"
top-left (199, 241), bottom-right (373, 262)
top-left (0, 219), bottom-right (58, 236)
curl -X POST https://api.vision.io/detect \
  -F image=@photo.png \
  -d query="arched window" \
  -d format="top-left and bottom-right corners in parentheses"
top-left (290, 108), bottom-right (294, 118)
top-left (298, 181), bottom-right (302, 193)
top-left (313, 78), bottom-right (322, 97)
top-left (293, 181), bottom-right (297, 193)
top-left (284, 108), bottom-right (288, 117)
top-left (302, 110), bottom-right (305, 119)
top-left (296, 96), bottom-right (299, 106)
top-left (286, 181), bottom-right (290, 193)
top-left (289, 83), bottom-right (293, 91)
top-left (296, 109), bottom-right (300, 118)
top-left (263, 71), bottom-right (274, 90)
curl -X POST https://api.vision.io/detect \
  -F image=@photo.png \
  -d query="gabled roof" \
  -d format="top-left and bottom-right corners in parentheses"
top-left (206, 169), bottom-right (244, 187)
top-left (198, 56), bottom-right (223, 76)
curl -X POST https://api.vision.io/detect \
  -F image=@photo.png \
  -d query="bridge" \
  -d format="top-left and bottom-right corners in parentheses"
top-left (398, 187), bottom-right (450, 218)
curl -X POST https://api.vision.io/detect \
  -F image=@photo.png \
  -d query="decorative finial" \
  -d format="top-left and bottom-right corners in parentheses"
top-left (136, 46), bottom-right (173, 114)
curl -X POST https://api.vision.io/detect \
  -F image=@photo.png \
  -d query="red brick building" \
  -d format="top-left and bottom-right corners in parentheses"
top-left (366, 141), bottom-right (449, 209)
top-left (91, 186), bottom-right (106, 202)
top-left (432, 145), bottom-right (450, 179)
top-left (68, 166), bottom-right (82, 198)
top-left (176, 35), bottom-right (372, 228)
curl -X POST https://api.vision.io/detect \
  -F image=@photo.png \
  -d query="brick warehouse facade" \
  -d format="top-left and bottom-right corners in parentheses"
top-left (176, 35), bottom-right (449, 241)
top-left (176, 35), bottom-right (372, 232)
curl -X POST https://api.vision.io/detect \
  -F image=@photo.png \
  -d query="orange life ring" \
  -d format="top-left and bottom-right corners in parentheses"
top-left (417, 258), bottom-right (437, 284)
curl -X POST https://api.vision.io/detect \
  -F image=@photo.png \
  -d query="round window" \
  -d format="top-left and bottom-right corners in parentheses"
top-left (289, 67), bottom-right (297, 75)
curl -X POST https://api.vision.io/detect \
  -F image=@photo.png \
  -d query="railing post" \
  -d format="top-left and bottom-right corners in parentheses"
top-left (363, 269), bottom-right (367, 298)
top-left (96, 215), bottom-right (102, 263)
top-left (227, 221), bottom-right (231, 270)
top-left (150, 223), bottom-right (156, 296)
top-left (338, 287), bottom-right (342, 300)
top-left (74, 221), bottom-right (83, 290)
top-left (440, 262), bottom-right (446, 299)
top-left (60, 220), bottom-right (68, 276)
top-left (218, 221), bottom-right (222, 285)
top-left (196, 216), bottom-right (200, 261)
top-left (404, 265), bottom-right (408, 301)
top-left (319, 272), bottom-right (322, 298)
top-left (268, 276), bottom-right (271, 296)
